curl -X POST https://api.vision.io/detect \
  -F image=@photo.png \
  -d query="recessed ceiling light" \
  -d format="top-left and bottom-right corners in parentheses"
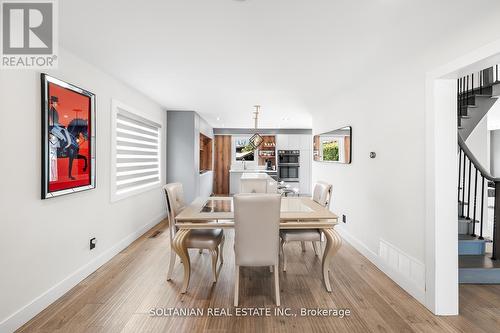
top-left (216, 117), bottom-right (220, 121)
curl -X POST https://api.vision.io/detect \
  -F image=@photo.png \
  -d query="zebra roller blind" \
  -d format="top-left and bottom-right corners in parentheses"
top-left (114, 105), bottom-right (161, 199)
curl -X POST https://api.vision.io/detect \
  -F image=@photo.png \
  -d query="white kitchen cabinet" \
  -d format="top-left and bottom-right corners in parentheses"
top-left (299, 134), bottom-right (312, 151)
top-left (299, 149), bottom-right (312, 195)
top-left (276, 134), bottom-right (288, 150)
top-left (287, 135), bottom-right (300, 150)
top-left (277, 134), bottom-right (304, 150)
top-left (276, 133), bottom-right (312, 196)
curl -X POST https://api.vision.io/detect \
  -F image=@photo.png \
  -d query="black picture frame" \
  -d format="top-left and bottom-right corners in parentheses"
top-left (41, 74), bottom-right (96, 199)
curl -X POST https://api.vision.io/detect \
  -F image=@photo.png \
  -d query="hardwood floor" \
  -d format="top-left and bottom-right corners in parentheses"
top-left (17, 221), bottom-right (500, 333)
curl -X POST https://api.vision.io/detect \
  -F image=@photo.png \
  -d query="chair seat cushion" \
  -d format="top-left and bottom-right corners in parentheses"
top-left (280, 229), bottom-right (321, 242)
top-left (186, 229), bottom-right (223, 248)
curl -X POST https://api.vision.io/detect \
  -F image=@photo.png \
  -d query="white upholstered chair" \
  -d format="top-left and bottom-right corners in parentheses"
top-left (280, 181), bottom-right (332, 271)
top-left (233, 194), bottom-right (281, 306)
top-left (163, 183), bottom-right (225, 285)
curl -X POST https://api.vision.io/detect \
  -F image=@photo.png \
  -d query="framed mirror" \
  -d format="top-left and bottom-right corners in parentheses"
top-left (313, 126), bottom-right (352, 163)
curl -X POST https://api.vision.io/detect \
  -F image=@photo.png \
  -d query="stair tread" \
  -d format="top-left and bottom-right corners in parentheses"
top-left (459, 254), bottom-right (500, 269)
top-left (458, 218), bottom-right (479, 224)
top-left (458, 234), bottom-right (487, 242)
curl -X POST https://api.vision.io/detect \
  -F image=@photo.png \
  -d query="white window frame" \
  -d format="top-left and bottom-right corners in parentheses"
top-left (111, 99), bottom-right (162, 202)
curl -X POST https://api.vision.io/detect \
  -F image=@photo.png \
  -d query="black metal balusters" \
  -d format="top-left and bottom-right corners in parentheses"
top-left (465, 75), bottom-right (469, 106)
top-left (458, 149), bottom-right (462, 202)
top-left (472, 73), bottom-right (474, 94)
top-left (467, 159), bottom-right (472, 219)
top-left (462, 153), bottom-right (467, 217)
top-left (457, 79), bottom-right (461, 127)
top-left (472, 168), bottom-right (478, 237)
top-left (493, 182), bottom-right (500, 260)
top-left (479, 71), bottom-right (482, 95)
top-left (479, 175), bottom-right (485, 240)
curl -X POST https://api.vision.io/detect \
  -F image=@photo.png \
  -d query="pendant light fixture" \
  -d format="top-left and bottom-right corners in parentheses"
top-left (249, 105), bottom-right (264, 148)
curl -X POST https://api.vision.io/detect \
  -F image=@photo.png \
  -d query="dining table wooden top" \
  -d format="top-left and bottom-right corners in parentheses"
top-left (175, 196), bottom-right (338, 229)
top-left (172, 195), bottom-right (341, 293)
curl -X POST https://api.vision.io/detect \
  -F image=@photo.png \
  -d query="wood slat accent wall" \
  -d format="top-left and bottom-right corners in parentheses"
top-left (213, 135), bottom-right (231, 195)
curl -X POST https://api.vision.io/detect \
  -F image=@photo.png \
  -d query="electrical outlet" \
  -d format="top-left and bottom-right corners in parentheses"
top-left (90, 237), bottom-right (96, 250)
top-left (342, 214), bottom-right (347, 223)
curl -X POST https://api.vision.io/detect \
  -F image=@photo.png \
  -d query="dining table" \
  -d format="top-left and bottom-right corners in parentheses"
top-left (172, 196), bottom-right (341, 293)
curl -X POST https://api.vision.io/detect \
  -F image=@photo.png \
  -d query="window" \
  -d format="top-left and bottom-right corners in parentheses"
top-left (234, 137), bottom-right (256, 161)
top-left (321, 136), bottom-right (345, 162)
top-left (111, 100), bottom-right (162, 201)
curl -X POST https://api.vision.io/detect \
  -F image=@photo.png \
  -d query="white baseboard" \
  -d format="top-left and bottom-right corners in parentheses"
top-left (336, 226), bottom-right (426, 305)
top-left (0, 212), bottom-right (166, 333)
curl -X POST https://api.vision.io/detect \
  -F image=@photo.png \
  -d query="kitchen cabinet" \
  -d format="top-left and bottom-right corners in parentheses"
top-left (275, 133), bottom-right (312, 196)
top-left (299, 134), bottom-right (312, 151)
top-left (277, 134), bottom-right (310, 151)
top-left (276, 134), bottom-right (288, 150)
top-left (287, 135), bottom-right (300, 150)
top-left (299, 149), bottom-right (312, 195)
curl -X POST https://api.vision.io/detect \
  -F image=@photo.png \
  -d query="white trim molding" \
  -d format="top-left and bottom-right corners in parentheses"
top-left (337, 226), bottom-right (426, 304)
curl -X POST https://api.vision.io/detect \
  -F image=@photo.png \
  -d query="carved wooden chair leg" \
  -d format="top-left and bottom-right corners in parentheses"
top-left (167, 249), bottom-right (176, 281)
top-left (274, 265), bottom-right (280, 306)
top-left (210, 248), bottom-right (219, 283)
top-left (219, 234), bottom-right (225, 264)
top-left (312, 241), bottom-right (319, 256)
top-left (234, 265), bottom-right (240, 307)
top-left (281, 239), bottom-right (287, 272)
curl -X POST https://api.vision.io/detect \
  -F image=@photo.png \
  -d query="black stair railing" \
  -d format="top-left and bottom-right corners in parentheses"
top-left (458, 136), bottom-right (499, 260)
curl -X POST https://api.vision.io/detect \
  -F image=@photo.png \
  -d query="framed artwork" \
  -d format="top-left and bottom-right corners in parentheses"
top-left (41, 74), bottom-right (96, 199)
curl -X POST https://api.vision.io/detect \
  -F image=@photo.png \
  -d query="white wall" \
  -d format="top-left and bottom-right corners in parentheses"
top-left (491, 130), bottom-right (500, 176)
top-left (486, 98), bottom-right (500, 130)
top-left (0, 48), bottom-right (167, 332)
top-left (466, 116), bottom-right (490, 169)
top-left (312, 19), bottom-right (500, 311)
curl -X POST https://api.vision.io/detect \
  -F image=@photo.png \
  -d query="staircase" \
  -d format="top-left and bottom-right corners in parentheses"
top-left (457, 65), bottom-right (500, 283)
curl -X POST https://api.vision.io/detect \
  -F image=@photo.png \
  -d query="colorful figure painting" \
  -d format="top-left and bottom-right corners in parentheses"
top-left (41, 74), bottom-right (96, 199)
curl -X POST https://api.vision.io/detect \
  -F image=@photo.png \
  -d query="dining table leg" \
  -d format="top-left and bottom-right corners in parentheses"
top-left (321, 228), bottom-right (342, 292)
top-left (172, 229), bottom-right (191, 293)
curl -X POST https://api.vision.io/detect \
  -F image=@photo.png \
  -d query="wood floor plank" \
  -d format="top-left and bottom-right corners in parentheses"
top-left (15, 221), bottom-right (500, 333)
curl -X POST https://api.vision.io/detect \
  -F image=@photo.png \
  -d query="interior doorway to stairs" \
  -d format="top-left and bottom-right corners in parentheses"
top-left (425, 40), bottom-right (500, 316)
top-left (456, 69), bottom-right (500, 284)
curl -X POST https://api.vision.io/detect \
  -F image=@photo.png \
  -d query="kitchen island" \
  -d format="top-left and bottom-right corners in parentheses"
top-left (239, 172), bottom-right (278, 193)
top-left (229, 169), bottom-right (278, 194)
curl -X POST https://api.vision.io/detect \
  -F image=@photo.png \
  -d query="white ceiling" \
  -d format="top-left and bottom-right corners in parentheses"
top-left (59, 0), bottom-right (500, 128)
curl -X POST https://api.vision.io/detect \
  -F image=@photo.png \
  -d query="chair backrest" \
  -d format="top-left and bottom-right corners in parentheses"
top-left (234, 194), bottom-right (281, 266)
top-left (162, 183), bottom-right (186, 239)
top-left (312, 181), bottom-right (332, 208)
